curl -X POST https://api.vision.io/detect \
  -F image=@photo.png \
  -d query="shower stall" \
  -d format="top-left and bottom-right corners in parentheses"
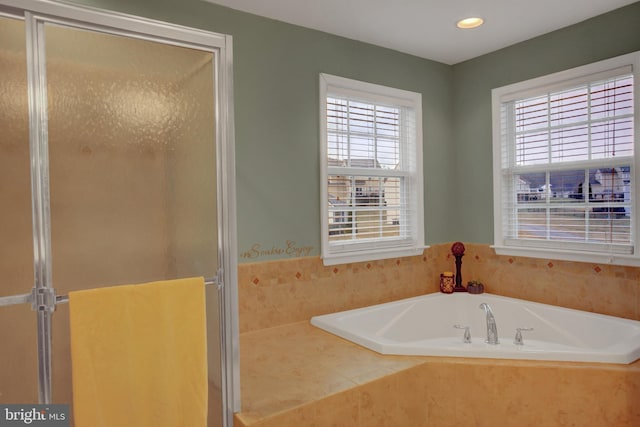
top-left (0, 1), bottom-right (238, 426)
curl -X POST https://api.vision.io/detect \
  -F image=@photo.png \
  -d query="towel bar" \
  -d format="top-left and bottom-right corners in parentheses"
top-left (0, 277), bottom-right (219, 308)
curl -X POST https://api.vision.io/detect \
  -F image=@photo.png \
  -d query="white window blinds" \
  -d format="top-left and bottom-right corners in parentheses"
top-left (493, 54), bottom-right (639, 263)
top-left (320, 74), bottom-right (424, 265)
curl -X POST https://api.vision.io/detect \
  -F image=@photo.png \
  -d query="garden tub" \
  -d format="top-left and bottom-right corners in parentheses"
top-left (311, 292), bottom-right (640, 364)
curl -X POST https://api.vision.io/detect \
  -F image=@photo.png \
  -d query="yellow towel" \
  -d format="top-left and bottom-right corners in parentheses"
top-left (69, 277), bottom-right (208, 427)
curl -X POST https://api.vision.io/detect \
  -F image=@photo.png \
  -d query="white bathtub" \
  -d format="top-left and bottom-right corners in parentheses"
top-left (310, 292), bottom-right (640, 364)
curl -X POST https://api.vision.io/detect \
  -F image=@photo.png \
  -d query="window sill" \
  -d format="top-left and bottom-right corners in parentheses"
top-left (321, 246), bottom-right (428, 266)
top-left (492, 244), bottom-right (640, 267)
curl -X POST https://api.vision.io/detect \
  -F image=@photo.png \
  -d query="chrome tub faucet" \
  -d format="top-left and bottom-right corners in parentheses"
top-left (479, 303), bottom-right (499, 344)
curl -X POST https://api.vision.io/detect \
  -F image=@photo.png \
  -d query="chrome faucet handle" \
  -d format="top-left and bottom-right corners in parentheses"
top-left (453, 324), bottom-right (472, 343)
top-left (514, 327), bottom-right (534, 345)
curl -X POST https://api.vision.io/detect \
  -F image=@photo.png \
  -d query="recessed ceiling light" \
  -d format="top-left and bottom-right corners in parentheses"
top-left (456, 17), bottom-right (484, 29)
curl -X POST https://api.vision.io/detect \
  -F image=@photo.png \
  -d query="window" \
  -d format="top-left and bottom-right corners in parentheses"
top-left (319, 74), bottom-right (424, 265)
top-left (492, 51), bottom-right (640, 265)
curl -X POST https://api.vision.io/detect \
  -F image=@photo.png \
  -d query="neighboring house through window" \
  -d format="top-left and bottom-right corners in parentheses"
top-left (492, 51), bottom-right (639, 265)
top-left (319, 74), bottom-right (424, 265)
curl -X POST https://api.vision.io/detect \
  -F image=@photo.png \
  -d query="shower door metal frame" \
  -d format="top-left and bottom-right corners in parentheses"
top-left (0, 1), bottom-right (240, 425)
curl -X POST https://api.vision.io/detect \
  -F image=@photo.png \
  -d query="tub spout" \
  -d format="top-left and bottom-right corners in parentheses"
top-left (479, 303), bottom-right (499, 344)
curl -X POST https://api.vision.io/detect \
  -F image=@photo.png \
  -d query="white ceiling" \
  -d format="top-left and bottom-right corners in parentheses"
top-left (203, 0), bottom-right (638, 64)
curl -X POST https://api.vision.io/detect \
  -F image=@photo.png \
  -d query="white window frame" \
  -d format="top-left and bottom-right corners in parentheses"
top-left (492, 51), bottom-right (640, 266)
top-left (319, 74), bottom-right (425, 265)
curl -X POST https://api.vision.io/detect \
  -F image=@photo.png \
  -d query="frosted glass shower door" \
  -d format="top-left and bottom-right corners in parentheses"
top-left (0, 14), bottom-right (38, 403)
top-left (0, 14), bottom-right (225, 427)
top-left (42, 23), bottom-right (222, 426)
top-left (44, 24), bottom-right (218, 289)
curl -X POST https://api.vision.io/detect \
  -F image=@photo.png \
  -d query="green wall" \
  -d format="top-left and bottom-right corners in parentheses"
top-left (70, 0), bottom-right (455, 262)
top-left (451, 1), bottom-right (640, 243)
top-left (65, 0), bottom-right (640, 260)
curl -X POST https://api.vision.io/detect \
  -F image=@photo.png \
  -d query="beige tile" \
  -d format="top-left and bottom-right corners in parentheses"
top-left (237, 249), bottom-right (444, 333)
top-left (454, 363), bottom-right (557, 426)
top-left (233, 412), bottom-right (251, 427)
top-left (249, 403), bottom-right (316, 427)
top-left (312, 388), bottom-right (361, 427)
top-left (553, 365), bottom-right (640, 426)
top-left (236, 322), bottom-right (640, 426)
top-left (393, 366), bottom-right (429, 427)
top-left (420, 362), bottom-right (458, 427)
top-left (236, 243), bottom-right (640, 426)
top-left (358, 375), bottom-right (397, 426)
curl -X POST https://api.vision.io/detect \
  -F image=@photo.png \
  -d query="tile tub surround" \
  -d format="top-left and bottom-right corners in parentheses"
top-left (461, 244), bottom-right (640, 321)
top-left (237, 243), bottom-right (640, 335)
top-left (236, 247), bottom-right (640, 426)
top-left (237, 247), bottom-right (449, 333)
top-left (234, 321), bottom-right (640, 427)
